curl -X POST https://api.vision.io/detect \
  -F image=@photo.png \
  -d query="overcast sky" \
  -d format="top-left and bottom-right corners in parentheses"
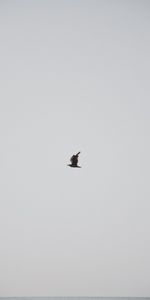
top-left (0, 0), bottom-right (150, 297)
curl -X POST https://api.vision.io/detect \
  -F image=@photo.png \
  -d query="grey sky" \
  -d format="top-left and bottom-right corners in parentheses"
top-left (0, 0), bottom-right (150, 297)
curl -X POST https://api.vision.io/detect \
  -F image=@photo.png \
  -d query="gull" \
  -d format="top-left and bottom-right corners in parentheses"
top-left (67, 152), bottom-right (81, 168)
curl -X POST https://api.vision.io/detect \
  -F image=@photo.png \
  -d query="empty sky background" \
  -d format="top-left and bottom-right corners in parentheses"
top-left (0, 0), bottom-right (150, 297)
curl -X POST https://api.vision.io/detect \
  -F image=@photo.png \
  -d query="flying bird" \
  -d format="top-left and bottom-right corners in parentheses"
top-left (67, 152), bottom-right (81, 168)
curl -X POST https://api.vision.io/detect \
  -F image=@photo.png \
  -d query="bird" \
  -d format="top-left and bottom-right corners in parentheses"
top-left (67, 151), bottom-right (81, 168)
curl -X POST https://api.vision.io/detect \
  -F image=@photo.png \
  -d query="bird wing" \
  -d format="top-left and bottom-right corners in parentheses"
top-left (76, 152), bottom-right (80, 156)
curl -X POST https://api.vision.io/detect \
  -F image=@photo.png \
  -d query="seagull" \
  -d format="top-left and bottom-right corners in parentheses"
top-left (67, 151), bottom-right (81, 168)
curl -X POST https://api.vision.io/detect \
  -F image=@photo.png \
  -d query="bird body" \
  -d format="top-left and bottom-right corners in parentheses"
top-left (68, 152), bottom-right (81, 168)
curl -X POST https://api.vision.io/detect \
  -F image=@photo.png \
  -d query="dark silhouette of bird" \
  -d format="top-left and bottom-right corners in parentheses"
top-left (67, 152), bottom-right (81, 168)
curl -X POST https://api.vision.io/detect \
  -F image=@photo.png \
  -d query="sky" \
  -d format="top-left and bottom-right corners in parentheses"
top-left (0, 0), bottom-right (150, 297)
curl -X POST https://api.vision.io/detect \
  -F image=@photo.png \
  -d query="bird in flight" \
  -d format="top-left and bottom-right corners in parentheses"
top-left (67, 151), bottom-right (81, 168)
